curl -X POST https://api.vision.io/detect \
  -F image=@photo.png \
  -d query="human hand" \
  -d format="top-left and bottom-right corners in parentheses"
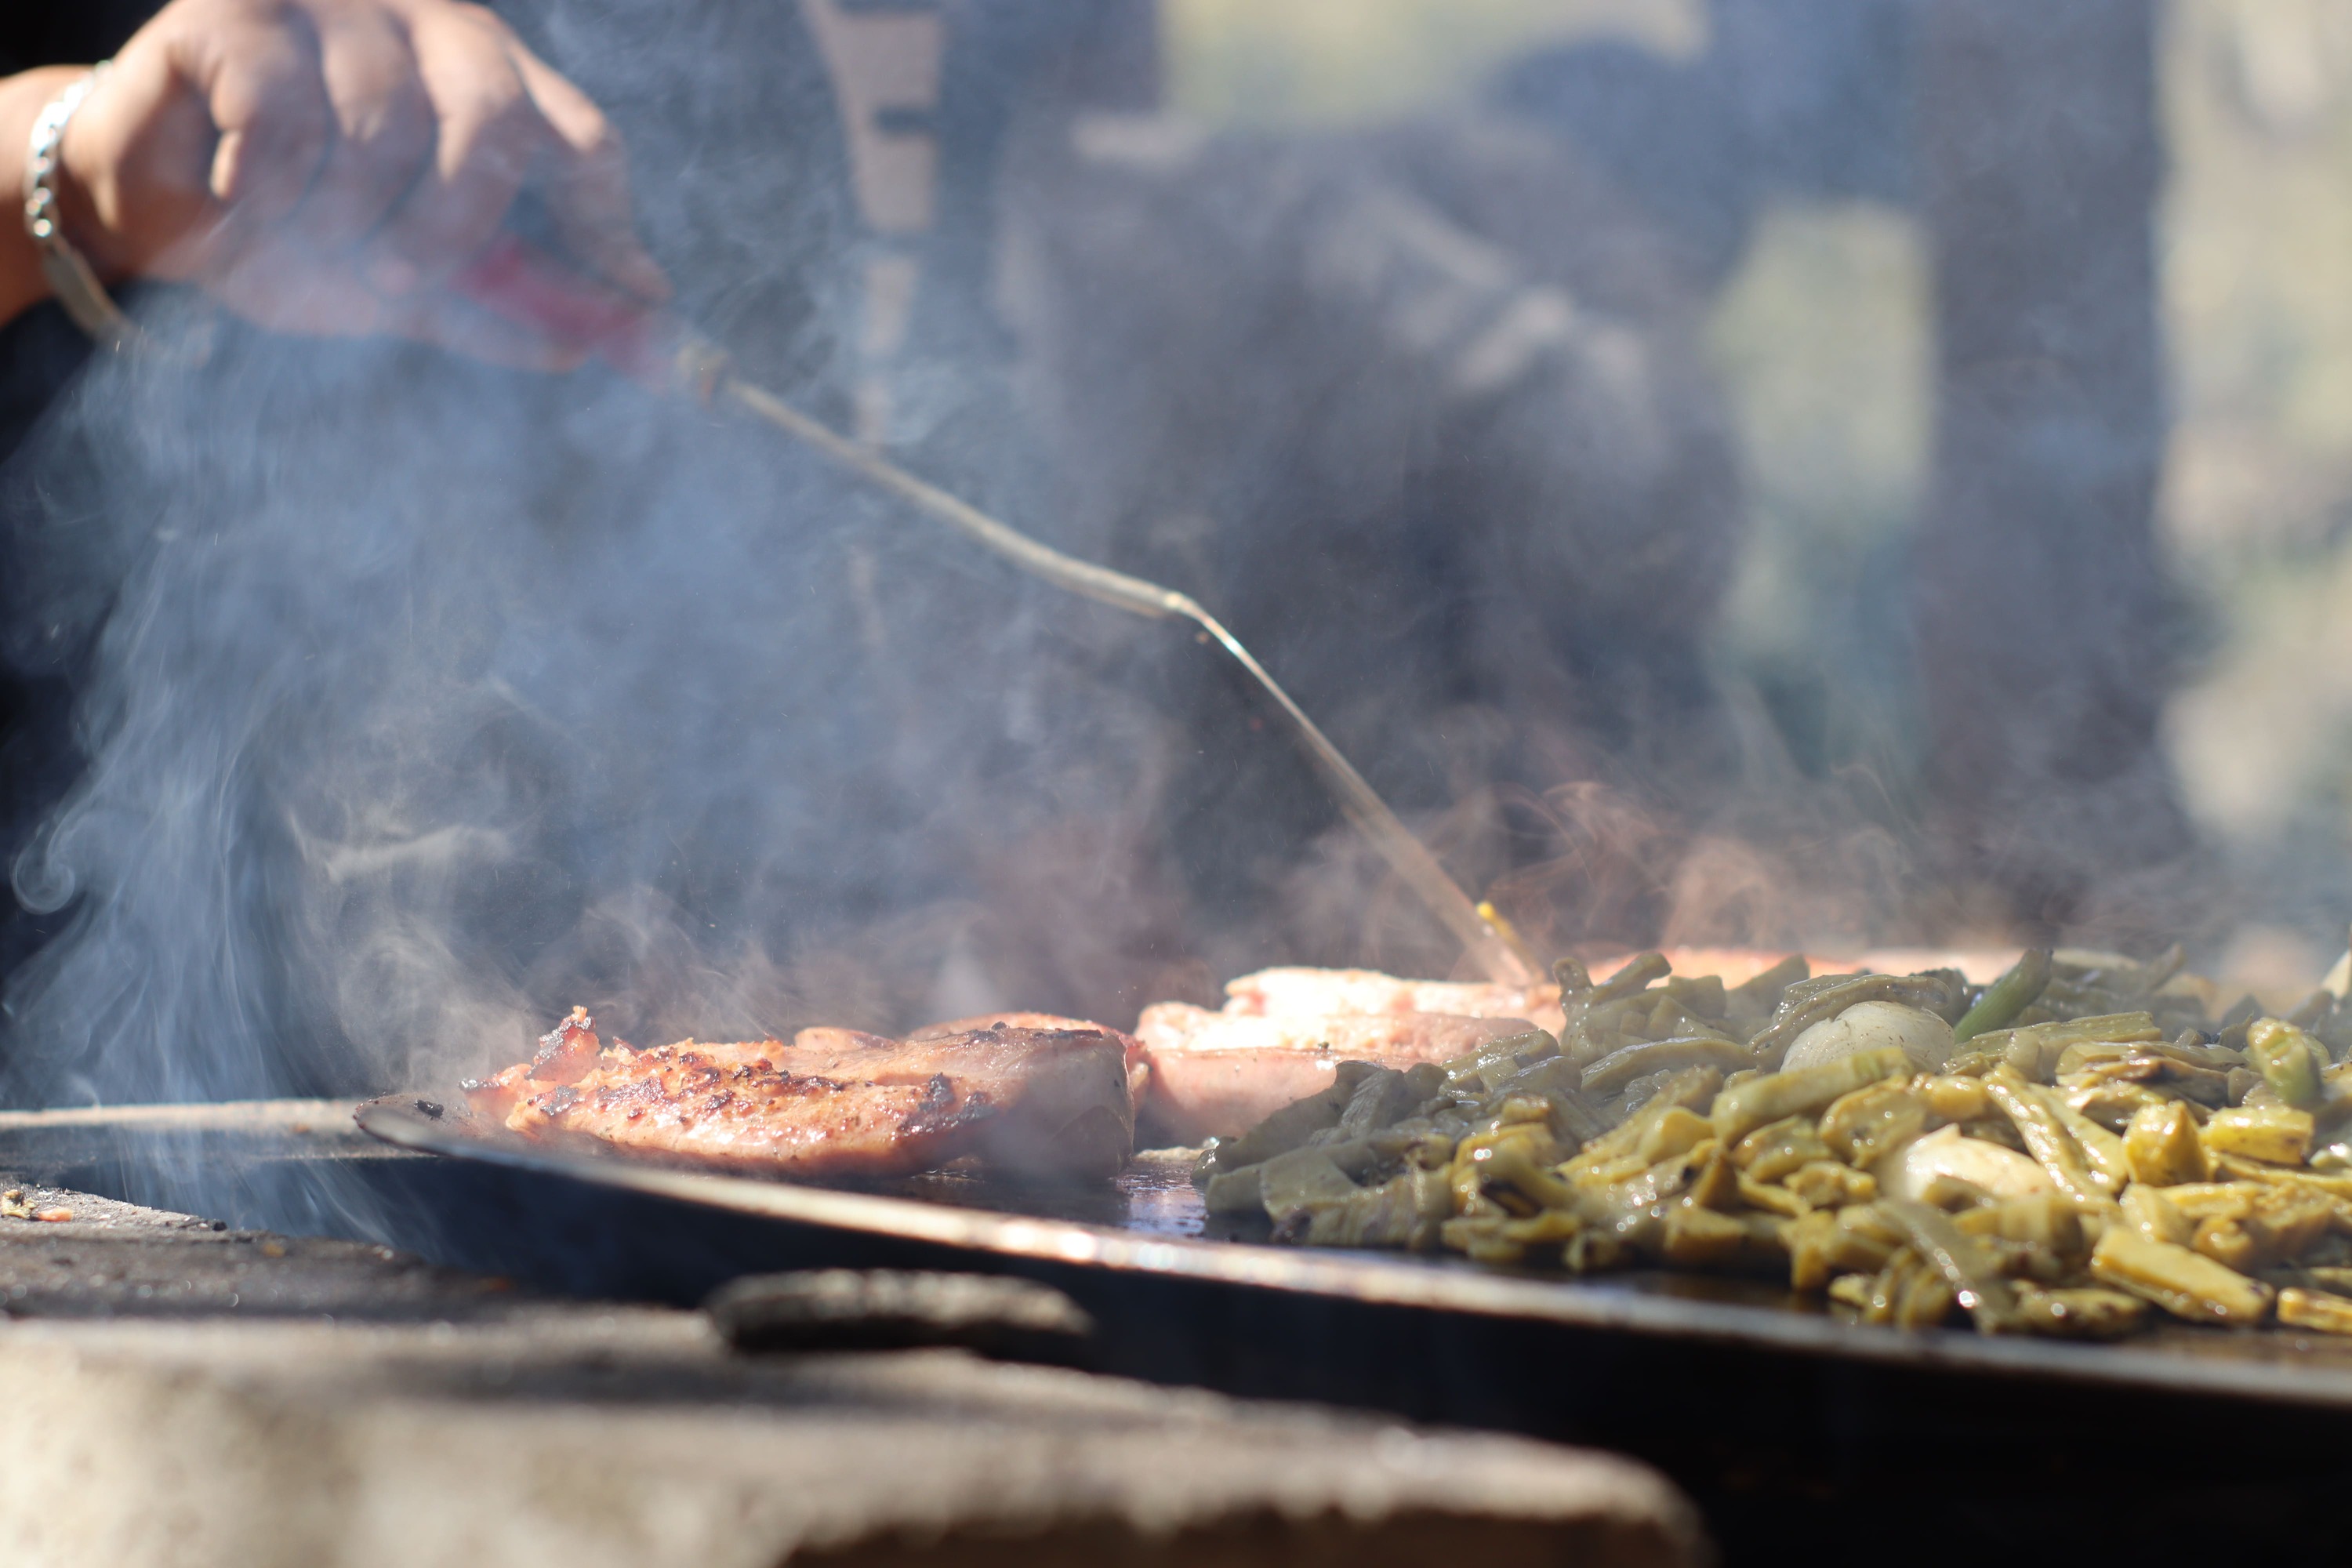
top-left (47, 0), bottom-right (669, 368)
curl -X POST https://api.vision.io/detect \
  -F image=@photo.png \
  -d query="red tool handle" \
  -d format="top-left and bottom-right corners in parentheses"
top-left (452, 234), bottom-right (671, 385)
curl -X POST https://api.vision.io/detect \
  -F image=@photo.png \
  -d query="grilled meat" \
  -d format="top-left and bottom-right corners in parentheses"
top-left (466, 1007), bottom-right (1136, 1179)
top-left (1219, 968), bottom-right (1566, 1033)
top-left (910, 1011), bottom-right (1151, 1112)
top-left (1134, 954), bottom-right (1951, 1145)
top-left (1136, 1004), bottom-right (1539, 1143)
top-left (1207, 953), bottom-right (1897, 1038)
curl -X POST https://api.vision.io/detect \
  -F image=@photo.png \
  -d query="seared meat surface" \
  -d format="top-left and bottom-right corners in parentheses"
top-left (910, 1010), bottom-right (1152, 1112)
top-left (466, 1007), bottom-right (1135, 1178)
top-left (1136, 1002), bottom-right (1539, 1144)
top-left (1221, 968), bottom-right (1565, 1033)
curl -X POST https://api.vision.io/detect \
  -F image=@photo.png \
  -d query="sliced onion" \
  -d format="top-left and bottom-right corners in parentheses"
top-left (1783, 1000), bottom-right (1955, 1074)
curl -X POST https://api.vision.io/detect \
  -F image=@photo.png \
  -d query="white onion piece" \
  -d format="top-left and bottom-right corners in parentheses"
top-left (1878, 1123), bottom-right (2052, 1201)
top-left (1780, 1000), bottom-right (1955, 1074)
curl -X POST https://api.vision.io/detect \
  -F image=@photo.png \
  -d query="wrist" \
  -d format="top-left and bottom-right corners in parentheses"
top-left (44, 71), bottom-right (132, 284)
top-left (16, 63), bottom-right (147, 350)
top-left (0, 67), bottom-right (92, 325)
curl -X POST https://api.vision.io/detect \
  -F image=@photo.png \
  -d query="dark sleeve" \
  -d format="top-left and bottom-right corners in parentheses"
top-left (0, 1), bottom-right (158, 76)
top-left (0, 5), bottom-right (160, 993)
top-left (0, 310), bottom-right (99, 993)
top-left (0, 0), bottom-right (162, 447)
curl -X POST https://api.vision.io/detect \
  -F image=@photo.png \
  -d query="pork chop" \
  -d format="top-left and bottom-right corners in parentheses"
top-left (466, 1007), bottom-right (1134, 1179)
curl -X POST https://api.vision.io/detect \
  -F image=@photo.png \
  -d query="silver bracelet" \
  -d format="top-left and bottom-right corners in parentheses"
top-left (23, 61), bottom-right (145, 352)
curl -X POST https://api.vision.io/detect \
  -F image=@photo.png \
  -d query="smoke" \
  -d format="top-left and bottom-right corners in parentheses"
top-left (0, 272), bottom-right (1148, 1111)
top-left (0, 38), bottom-right (1900, 1134)
top-left (10, 2), bottom-right (2336, 1157)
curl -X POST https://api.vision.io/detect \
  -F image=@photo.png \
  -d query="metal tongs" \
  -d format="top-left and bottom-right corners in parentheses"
top-left (457, 238), bottom-right (1538, 985)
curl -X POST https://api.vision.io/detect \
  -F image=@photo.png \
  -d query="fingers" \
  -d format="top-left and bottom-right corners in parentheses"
top-left (90, 0), bottom-right (665, 372)
top-left (185, 11), bottom-right (332, 228)
top-left (368, 2), bottom-right (546, 297)
top-left (506, 43), bottom-right (670, 303)
top-left (107, 5), bottom-right (337, 283)
top-left (293, 5), bottom-right (435, 252)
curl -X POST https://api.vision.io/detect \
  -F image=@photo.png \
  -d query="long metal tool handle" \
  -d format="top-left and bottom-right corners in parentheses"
top-left (448, 238), bottom-right (1537, 985)
top-left (720, 379), bottom-right (1537, 986)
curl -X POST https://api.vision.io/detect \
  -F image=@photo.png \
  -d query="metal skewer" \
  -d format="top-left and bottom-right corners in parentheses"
top-left (720, 376), bottom-right (1537, 985)
top-left (457, 239), bottom-right (1541, 986)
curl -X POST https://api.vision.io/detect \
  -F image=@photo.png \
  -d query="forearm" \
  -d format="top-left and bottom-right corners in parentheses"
top-left (0, 67), bottom-right (97, 330)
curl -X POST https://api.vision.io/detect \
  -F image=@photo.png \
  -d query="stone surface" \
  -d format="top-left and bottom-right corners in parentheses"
top-left (0, 1174), bottom-right (522, 1319)
top-left (0, 1184), bottom-right (1707, 1568)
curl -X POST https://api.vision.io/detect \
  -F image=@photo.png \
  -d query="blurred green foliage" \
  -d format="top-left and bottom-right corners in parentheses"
top-left (1164, 0), bottom-right (1697, 125)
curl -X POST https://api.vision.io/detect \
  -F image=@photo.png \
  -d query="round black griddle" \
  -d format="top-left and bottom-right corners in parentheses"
top-left (346, 1092), bottom-right (2352, 1565)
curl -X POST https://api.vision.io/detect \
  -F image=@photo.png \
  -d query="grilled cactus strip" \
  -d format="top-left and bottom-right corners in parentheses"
top-left (1729, 955), bottom-right (1809, 1014)
top-left (2118, 1182), bottom-right (2194, 1246)
top-left (1657, 1203), bottom-right (1787, 1272)
top-left (1966, 1014), bottom-right (2166, 1087)
top-left (2011, 1285), bottom-right (2149, 1340)
top-left (1299, 1166), bottom-right (1453, 1250)
top-left (1882, 1199), bottom-right (2023, 1334)
top-left (1787, 1205), bottom-right (1902, 1290)
top-left (1712, 1047), bottom-right (1911, 1146)
top-left (1591, 952), bottom-right (1672, 1004)
top-left (1336, 1063), bottom-right (1443, 1138)
top-left (1820, 1080), bottom-right (1932, 1166)
top-left (1662, 974), bottom-right (1728, 1021)
top-left (1202, 1163), bottom-right (1267, 1214)
top-left (1859, 1247), bottom-right (1959, 1328)
top-left (2278, 1287), bottom-right (2352, 1335)
top-left (1483, 1054), bottom-right (1611, 1147)
top-left (1985, 1067), bottom-right (2117, 1214)
top-left (1442, 1030), bottom-right (1562, 1096)
top-left (2056, 1033), bottom-right (2238, 1076)
top-left (2122, 1102), bottom-right (2211, 1187)
top-left (1729, 1116), bottom-right (1835, 1184)
top-left (2201, 1105), bottom-right (2314, 1167)
top-left (1573, 1065), bottom-right (1726, 1165)
top-left (1955, 949), bottom-right (2054, 1043)
top-left (1442, 1207), bottom-right (1584, 1266)
top-left (1581, 1036), bottom-right (1753, 1096)
top-left (1451, 1127), bottom-right (1577, 1215)
top-left (2049, 1097), bottom-right (2129, 1191)
top-left (1257, 1146), bottom-right (1365, 1218)
top-left (2246, 1017), bottom-right (2326, 1109)
top-left (2089, 1227), bottom-right (2273, 1327)
top-left (2038, 945), bottom-right (2182, 1008)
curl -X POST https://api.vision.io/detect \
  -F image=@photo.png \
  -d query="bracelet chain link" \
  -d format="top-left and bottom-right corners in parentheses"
top-left (22, 61), bottom-right (146, 352)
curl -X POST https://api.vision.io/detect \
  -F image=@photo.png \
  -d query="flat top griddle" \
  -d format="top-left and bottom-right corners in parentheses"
top-left (354, 1093), bottom-right (2352, 1414)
